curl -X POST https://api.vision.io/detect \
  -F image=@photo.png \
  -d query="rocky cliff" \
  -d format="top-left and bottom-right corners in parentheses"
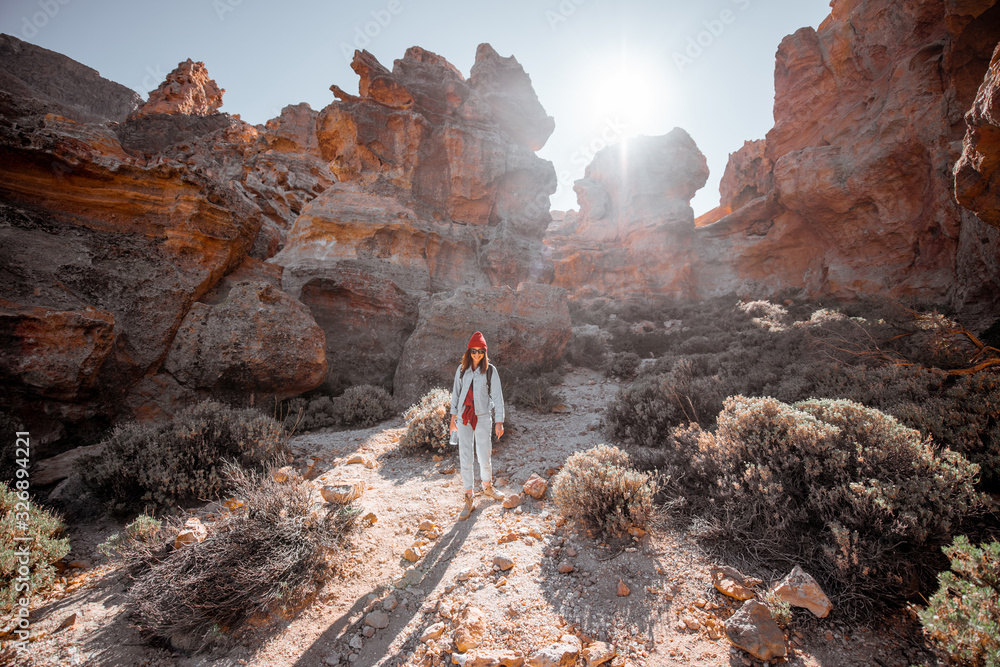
top-left (547, 0), bottom-right (1000, 306)
top-left (0, 36), bottom-right (570, 444)
top-left (0, 39), bottom-right (329, 444)
top-left (270, 45), bottom-right (567, 397)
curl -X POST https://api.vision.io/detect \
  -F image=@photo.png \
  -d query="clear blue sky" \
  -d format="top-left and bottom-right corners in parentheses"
top-left (1, 0), bottom-right (831, 215)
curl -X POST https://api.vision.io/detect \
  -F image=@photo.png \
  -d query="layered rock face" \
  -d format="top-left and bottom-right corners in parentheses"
top-left (0, 38), bottom-right (329, 439)
top-left (548, 0), bottom-right (1000, 305)
top-left (272, 44), bottom-right (562, 393)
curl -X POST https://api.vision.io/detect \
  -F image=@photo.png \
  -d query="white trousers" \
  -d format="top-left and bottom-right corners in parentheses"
top-left (456, 417), bottom-right (492, 492)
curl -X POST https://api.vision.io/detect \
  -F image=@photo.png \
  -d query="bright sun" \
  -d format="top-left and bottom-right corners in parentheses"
top-left (588, 54), bottom-right (666, 133)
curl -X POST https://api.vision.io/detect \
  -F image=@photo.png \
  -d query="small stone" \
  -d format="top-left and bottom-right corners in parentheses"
top-left (362, 626), bottom-right (376, 638)
top-left (365, 611), bottom-right (390, 629)
top-left (396, 568), bottom-right (422, 588)
top-left (323, 652), bottom-right (342, 665)
top-left (502, 494), bottom-right (523, 509)
top-left (454, 607), bottom-right (486, 653)
top-left (617, 580), bottom-right (630, 597)
top-left (404, 547), bottom-right (422, 562)
top-left (493, 554), bottom-right (514, 571)
top-left (724, 600), bottom-right (787, 660)
top-left (349, 636), bottom-right (363, 650)
top-left (771, 565), bottom-right (833, 618)
top-left (498, 531), bottom-right (520, 544)
top-left (558, 561), bottom-right (575, 574)
top-left (527, 637), bottom-right (580, 666)
top-left (421, 622), bottom-right (446, 642)
top-left (523, 473), bottom-right (548, 499)
top-left (457, 568), bottom-right (476, 581)
top-left (322, 480), bottom-right (364, 504)
top-left (174, 517), bottom-right (207, 549)
top-left (711, 565), bottom-right (756, 601)
top-left (441, 466), bottom-right (457, 475)
top-left (382, 596), bottom-right (398, 612)
top-left (565, 546), bottom-right (578, 557)
top-left (580, 641), bottom-right (616, 667)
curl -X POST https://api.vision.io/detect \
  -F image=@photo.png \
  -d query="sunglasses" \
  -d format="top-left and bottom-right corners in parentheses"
top-left (469, 348), bottom-right (485, 355)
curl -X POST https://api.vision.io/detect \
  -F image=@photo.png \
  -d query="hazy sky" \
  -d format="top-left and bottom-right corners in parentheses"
top-left (1, 0), bottom-right (831, 215)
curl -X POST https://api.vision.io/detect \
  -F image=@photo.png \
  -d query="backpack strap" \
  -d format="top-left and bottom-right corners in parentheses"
top-left (487, 365), bottom-right (494, 395)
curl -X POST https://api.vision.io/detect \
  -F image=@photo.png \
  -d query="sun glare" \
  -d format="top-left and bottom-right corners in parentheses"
top-left (588, 54), bottom-right (667, 134)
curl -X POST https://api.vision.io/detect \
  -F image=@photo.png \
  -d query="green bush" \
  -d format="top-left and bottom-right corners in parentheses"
top-left (606, 352), bottom-right (641, 379)
top-left (1, 482), bottom-right (70, 613)
top-left (336, 384), bottom-right (394, 427)
top-left (674, 396), bottom-right (984, 616)
top-left (400, 388), bottom-right (451, 452)
top-left (550, 445), bottom-right (658, 536)
top-left (121, 464), bottom-right (360, 652)
top-left (919, 536), bottom-right (1000, 666)
top-left (83, 400), bottom-right (289, 515)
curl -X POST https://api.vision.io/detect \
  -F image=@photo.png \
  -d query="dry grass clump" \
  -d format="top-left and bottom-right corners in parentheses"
top-left (400, 388), bottom-right (451, 452)
top-left (83, 400), bottom-right (288, 515)
top-left (551, 444), bottom-right (658, 537)
top-left (919, 535), bottom-right (1000, 666)
top-left (116, 464), bottom-right (360, 652)
top-left (666, 396), bottom-right (985, 617)
top-left (0, 482), bottom-right (69, 613)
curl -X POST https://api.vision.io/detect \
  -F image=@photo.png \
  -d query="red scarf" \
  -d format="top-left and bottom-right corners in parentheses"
top-left (462, 382), bottom-right (477, 429)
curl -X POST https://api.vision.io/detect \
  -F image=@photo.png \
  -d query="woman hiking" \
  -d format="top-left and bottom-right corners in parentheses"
top-left (449, 331), bottom-right (505, 520)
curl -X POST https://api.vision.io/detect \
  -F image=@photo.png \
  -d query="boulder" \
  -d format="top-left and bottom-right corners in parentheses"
top-left (771, 565), bottom-right (833, 618)
top-left (724, 600), bottom-right (787, 661)
top-left (161, 281), bottom-right (327, 403)
top-left (393, 284), bottom-right (571, 407)
top-left (321, 480), bottom-right (364, 504)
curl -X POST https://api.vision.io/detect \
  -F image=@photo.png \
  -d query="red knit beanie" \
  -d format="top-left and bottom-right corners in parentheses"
top-left (467, 331), bottom-right (487, 349)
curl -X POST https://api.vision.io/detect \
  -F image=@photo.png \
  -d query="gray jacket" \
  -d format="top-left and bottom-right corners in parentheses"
top-left (450, 364), bottom-right (505, 424)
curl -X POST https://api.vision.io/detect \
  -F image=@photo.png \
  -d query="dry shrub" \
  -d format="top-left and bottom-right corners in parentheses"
top-left (120, 464), bottom-right (360, 652)
top-left (605, 298), bottom-right (1000, 487)
top-left (503, 362), bottom-right (564, 412)
top-left (1, 482), bottom-right (69, 613)
top-left (400, 388), bottom-right (451, 452)
top-left (83, 400), bottom-right (288, 515)
top-left (336, 384), bottom-right (394, 427)
top-left (283, 384), bottom-right (394, 432)
top-left (674, 396), bottom-right (984, 617)
top-left (0, 411), bottom-right (25, 484)
top-left (606, 351), bottom-right (641, 379)
top-left (551, 445), bottom-right (658, 536)
top-left (564, 325), bottom-right (607, 369)
top-left (919, 535), bottom-right (1000, 666)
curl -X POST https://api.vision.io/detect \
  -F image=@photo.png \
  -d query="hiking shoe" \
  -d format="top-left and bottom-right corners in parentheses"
top-left (482, 485), bottom-right (504, 501)
top-left (459, 495), bottom-right (475, 520)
